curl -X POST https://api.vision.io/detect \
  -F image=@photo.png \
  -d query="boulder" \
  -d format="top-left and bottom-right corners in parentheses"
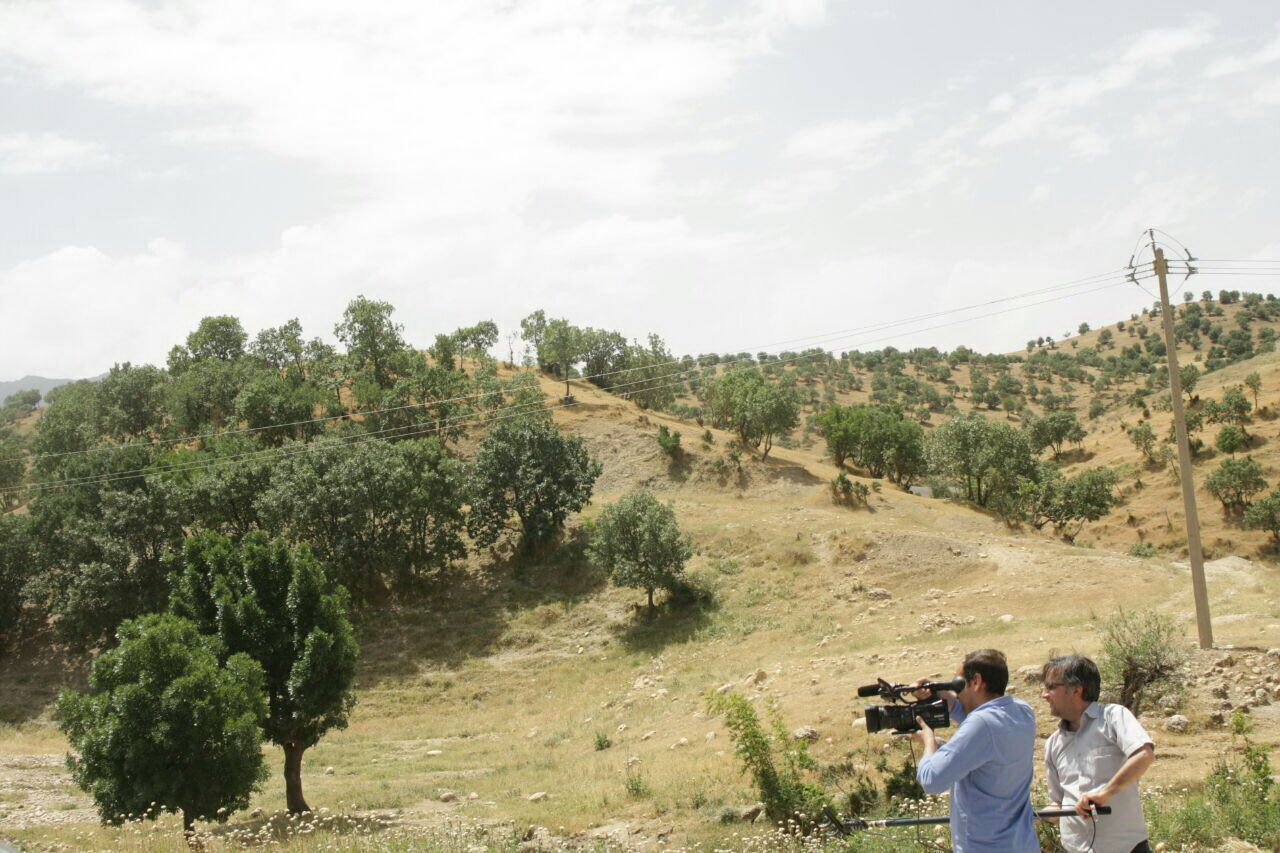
top-left (998, 614), bottom-right (1014, 624)
top-left (740, 803), bottom-right (764, 823)
top-left (866, 588), bottom-right (892, 600)
top-left (439, 791), bottom-right (458, 803)
top-left (793, 726), bottom-right (819, 742)
top-left (527, 791), bottom-right (548, 802)
top-left (1163, 715), bottom-right (1190, 733)
top-left (1017, 665), bottom-right (1041, 684)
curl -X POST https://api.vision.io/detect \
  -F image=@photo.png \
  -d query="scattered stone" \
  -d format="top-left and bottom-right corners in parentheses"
top-left (669, 737), bottom-right (689, 749)
top-left (867, 587), bottom-right (892, 600)
top-left (468, 792), bottom-right (479, 800)
top-left (706, 731), bottom-right (717, 741)
top-left (1209, 711), bottom-right (1227, 727)
top-left (1215, 655), bottom-right (1236, 668)
top-left (715, 683), bottom-right (733, 694)
top-left (1163, 715), bottom-right (1190, 733)
top-left (1017, 665), bottom-right (1041, 684)
top-left (527, 791), bottom-right (548, 802)
top-left (617, 724), bottom-right (628, 733)
top-left (793, 726), bottom-right (819, 742)
top-left (740, 803), bottom-right (764, 823)
top-left (425, 749), bottom-right (443, 756)
top-left (626, 756), bottom-right (641, 767)
top-left (324, 766), bottom-right (335, 775)
top-left (1267, 648), bottom-right (1280, 660)
top-left (641, 730), bottom-right (655, 741)
top-left (1212, 683), bottom-right (1230, 698)
top-left (439, 791), bottom-right (458, 803)
top-left (998, 614), bottom-right (1014, 624)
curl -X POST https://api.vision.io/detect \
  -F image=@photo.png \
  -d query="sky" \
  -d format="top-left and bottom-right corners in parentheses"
top-left (2, 1), bottom-right (1280, 379)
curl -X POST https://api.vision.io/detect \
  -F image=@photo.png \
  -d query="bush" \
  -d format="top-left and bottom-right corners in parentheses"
top-left (594, 731), bottom-right (612, 751)
top-left (656, 424), bottom-right (682, 457)
top-left (1205, 457), bottom-right (1268, 513)
top-left (1127, 542), bottom-right (1158, 558)
top-left (1099, 609), bottom-right (1187, 714)
top-left (830, 472), bottom-right (853, 503)
top-left (706, 692), bottom-right (830, 830)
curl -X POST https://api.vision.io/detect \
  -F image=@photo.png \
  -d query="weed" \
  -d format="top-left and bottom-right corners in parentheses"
top-left (593, 731), bottom-right (612, 751)
top-left (623, 768), bottom-right (651, 798)
top-left (1127, 542), bottom-right (1158, 557)
top-left (1099, 608), bottom-right (1187, 714)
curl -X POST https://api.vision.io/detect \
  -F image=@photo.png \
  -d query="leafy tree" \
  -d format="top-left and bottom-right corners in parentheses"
top-left (0, 514), bottom-right (33, 651)
top-left (588, 490), bottom-right (692, 610)
top-left (655, 424), bottom-right (681, 457)
top-left (453, 320), bottom-right (499, 360)
top-left (171, 532), bottom-right (357, 813)
top-left (0, 388), bottom-right (40, 423)
top-left (1078, 322), bottom-right (1090, 335)
top-left (1088, 399), bottom-right (1106, 420)
top-left (180, 437), bottom-right (277, 538)
top-left (30, 380), bottom-right (103, 466)
top-left (167, 358), bottom-right (251, 433)
top-left (1244, 491), bottom-right (1280, 544)
top-left (1179, 364), bottom-right (1199, 398)
top-left (429, 333), bottom-right (457, 371)
top-left (25, 475), bottom-right (186, 648)
top-left (1216, 425), bottom-right (1246, 456)
top-left (334, 296), bottom-right (408, 389)
top-left (257, 437), bottom-right (468, 596)
top-left (233, 369), bottom-right (321, 446)
top-left (613, 335), bottom-right (678, 411)
top-left (1049, 467), bottom-right (1120, 542)
top-left (815, 405), bottom-right (859, 468)
top-left (541, 318), bottom-right (584, 398)
top-left (0, 427), bottom-right (23, 507)
top-left (1245, 372), bottom-right (1262, 409)
top-left (926, 412), bottom-right (1035, 507)
top-left (56, 614), bottom-right (267, 836)
top-left (249, 318), bottom-right (307, 374)
top-left (1207, 386), bottom-right (1253, 434)
top-left (467, 418), bottom-right (601, 553)
top-left (1025, 410), bottom-right (1087, 459)
top-left (1128, 422), bottom-right (1157, 462)
top-left (519, 310), bottom-right (548, 367)
top-left (704, 370), bottom-right (800, 458)
top-left (1205, 457), bottom-right (1267, 513)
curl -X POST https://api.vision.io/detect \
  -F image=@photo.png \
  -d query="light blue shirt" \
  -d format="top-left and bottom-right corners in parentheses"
top-left (916, 695), bottom-right (1038, 852)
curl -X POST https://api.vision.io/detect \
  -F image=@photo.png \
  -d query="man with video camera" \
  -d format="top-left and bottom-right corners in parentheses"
top-left (1041, 654), bottom-right (1155, 853)
top-left (910, 649), bottom-right (1038, 852)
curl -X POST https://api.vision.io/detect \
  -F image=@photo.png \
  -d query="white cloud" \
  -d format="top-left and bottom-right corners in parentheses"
top-left (981, 17), bottom-right (1214, 148)
top-left (784, 109), bottom-right (913, 165)
top-left (0, 132), bottom-right (108, 175)
top-left (1205, 23), bottom-right (1280, 77)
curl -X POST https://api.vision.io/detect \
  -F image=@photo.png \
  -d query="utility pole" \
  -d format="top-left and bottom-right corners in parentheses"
top-left (1152, 242), bottom-right (1214, 648)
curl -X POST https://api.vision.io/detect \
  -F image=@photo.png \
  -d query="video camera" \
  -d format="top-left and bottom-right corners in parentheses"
top-left (857, 676), bottom-right (965, 734)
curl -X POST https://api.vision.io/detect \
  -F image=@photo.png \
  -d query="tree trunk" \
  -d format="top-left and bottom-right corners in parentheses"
top-left (647, 587), bottom-right (654, 611)
top-left (284, 741), bottom-right (310, 813)
top-left (182, 807), bottom-right (196, 841)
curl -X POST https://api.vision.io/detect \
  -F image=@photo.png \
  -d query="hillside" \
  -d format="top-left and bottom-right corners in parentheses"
top-left (2, 370), bottom-right (1278, 850)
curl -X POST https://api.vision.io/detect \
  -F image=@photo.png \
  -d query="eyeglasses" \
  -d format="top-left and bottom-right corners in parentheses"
top-left (1042, 682), bottom-right (1066, 691)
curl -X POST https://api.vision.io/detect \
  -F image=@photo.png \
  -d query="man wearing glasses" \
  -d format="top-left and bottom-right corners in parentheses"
top-left (1041, 654), bottom-right (1155, 853)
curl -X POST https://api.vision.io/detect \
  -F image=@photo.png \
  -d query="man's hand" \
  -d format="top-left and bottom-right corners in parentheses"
top-left (1075, 788), bottom-right (1112, 818)
top-left (912, 716), bottom-right (938, 756)
top-left (910, 677), bottom-right (958, 703)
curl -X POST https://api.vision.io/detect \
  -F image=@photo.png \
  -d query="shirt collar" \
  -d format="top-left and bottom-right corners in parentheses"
top-left (1058, 701), bottom-right (1100, 733)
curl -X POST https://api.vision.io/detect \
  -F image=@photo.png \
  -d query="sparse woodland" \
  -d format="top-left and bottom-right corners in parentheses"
top-left (2, 289), bottom-right (1280, 848)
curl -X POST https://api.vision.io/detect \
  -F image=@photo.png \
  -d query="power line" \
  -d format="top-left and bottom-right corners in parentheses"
top-left (3, 273), bottom-right (1139, 498)
top-left (2, 265), bottom-right (1135, 467)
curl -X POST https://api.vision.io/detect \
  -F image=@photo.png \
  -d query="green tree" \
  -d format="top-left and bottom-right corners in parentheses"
top-left (0, 514), bottom-right (33, 651)
top-left (171, 532), bottom-right (357, 814)
top-left (1243, 491), bottom-right (1280, 544)
top-left (0, 388), bottom-right (40, 423)
top-left (1179, 364), bottom-right (1200, 399)
top-left (453, 320), bottom-right (500, 360)
top-left (1128, 422), bottom-right (1157, 462)
top-left (467, 419), bottom-right (601, 553)
top-left (588, 490), bottom-right (692, 611)
top-left (56, 613), bottom-right (267, 836)
top-left (926, 412), bottom-right (1035, 506)
top-left (815, 405), bottom-right (859, 468)
top-left (1207, 386), bottom-right (1253, 435)
top-left (1245, 372), bottom-right (1262, 409)
top-left (541, 318), bottom-right (584, 398)
top-left (1078, 322), bottom-right (1090, 335)
top-left (233, 369), bottom-right (321, 446)
top-left (182, 315), bottom-right (248, 364)
top-left (1216, 425), bottom-right (1246, 456)
top-left (704, 370), bottom-right (800, 458)
top-left (1205, 457), bottom-right (1267, 513)
top-left (249, 318), bottom-right (306, 374)
top-left (0, 426), bottom-right (23, 507)
top-left (334, 296), bottom-right (408, 389)
top-left (1025, 410), bottom-right (1087, 459)
top-left (519, 310), bottom-right (548, 367)
top-left (257, 437), bottom-right (468, 597)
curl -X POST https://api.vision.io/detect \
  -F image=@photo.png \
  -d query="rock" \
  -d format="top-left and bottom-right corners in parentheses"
top-left (1267, 648), bottom-right (1280, 660)
top-left (1209, 710), bottom-right (1227, 727)
top-left (1163, 715), bottom-right (1190, 733)
top-left (793, 726), bottom-right (819, 742)
top-left (926, 588), bottom-right (945, 599)
top-left (617, 724), bottom-right (628, 733)
top-left (715, 683), bottom-right (733, 694)
top-left (626, 755), bottom-right (641, 767)
top-left (998, 614), bottom-right (1014, 624)
top-left (324, 766), bottom-right (335, 775)
top-left (439, 791), bottom-right (458, 803)
top-left (851, 717), bottom-right (867, 729)
top-left (641, 730), bottom-right (655, 741)
top-left (740, 803), bottom-right (764, 823)
top-left (1216, 655), bottom-right (1236, 668)
top-left (1219, 839), bottom-right (1264, 852)
top-left (1254, 688), bottom-right (1271, 706)
top-left (468, 792), bottom-right (479, 800)
top-left (1211, 683), bottom-right (1230, 698)
top-left (425, 749), bottom-right (443, 756)
top-left (527, 791), bottom-right (548, 802)
top-left (867, 587), bottom-right (892, 600)
top-left (670, 737), bottom-right (689, 749)
top-left (1017, 665), bottom-right (1041, 684)
top-left (744, 669), bottom-right (768, 685)
top-left (706, 731), bottom-right (717, 741)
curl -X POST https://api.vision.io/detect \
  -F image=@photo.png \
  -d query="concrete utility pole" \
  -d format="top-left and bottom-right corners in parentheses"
top-left (1152, 243), bottom-right (1214, 649)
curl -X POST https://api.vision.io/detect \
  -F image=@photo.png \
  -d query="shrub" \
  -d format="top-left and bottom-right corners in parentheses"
top-left (1128, 542), bottom-right (1158, 558)
top-left (1205, 457), bottom-right (1268, 513)
top-left (1099, 609), bottom-right (1187, 714)
top-left (830, 472), bottom-right (854, 503)
top-left (706, 692), bottom-right (830, 830)
top-left (702, 429), bottom-right (714, 446)
top-left (656, 424), bottom-right (682, 457)
top-left (594, 731), bottom-right (612, 751)
top-left (589, 489), bottom-right (692, 611)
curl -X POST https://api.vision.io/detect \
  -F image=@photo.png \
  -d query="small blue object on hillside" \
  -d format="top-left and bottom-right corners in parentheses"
top-left (916, 695), bottom-right (1039, 852)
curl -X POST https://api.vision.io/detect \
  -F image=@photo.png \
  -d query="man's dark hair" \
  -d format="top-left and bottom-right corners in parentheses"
top-left (963, 649), bottom-right (1009, 695)
top-left (1042, 654), bottom-right (1101, 702)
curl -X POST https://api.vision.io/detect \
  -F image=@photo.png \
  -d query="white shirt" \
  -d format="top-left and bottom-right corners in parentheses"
top-left (1044, 702), bottom-right (1154, 853)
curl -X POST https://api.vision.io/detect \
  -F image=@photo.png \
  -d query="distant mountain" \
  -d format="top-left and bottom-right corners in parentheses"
top-left (0, 375), bottom-right (81, 405)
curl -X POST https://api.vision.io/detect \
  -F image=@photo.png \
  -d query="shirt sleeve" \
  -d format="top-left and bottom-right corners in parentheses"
top-left (949, 698), bottom-right (966, 726)
top-left (1044, 737), bottom-right (1063, 805)
top-left (1106, 704), bottom-right (1154, 757)
top-left (916, 712), bottom-right (992, 795)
